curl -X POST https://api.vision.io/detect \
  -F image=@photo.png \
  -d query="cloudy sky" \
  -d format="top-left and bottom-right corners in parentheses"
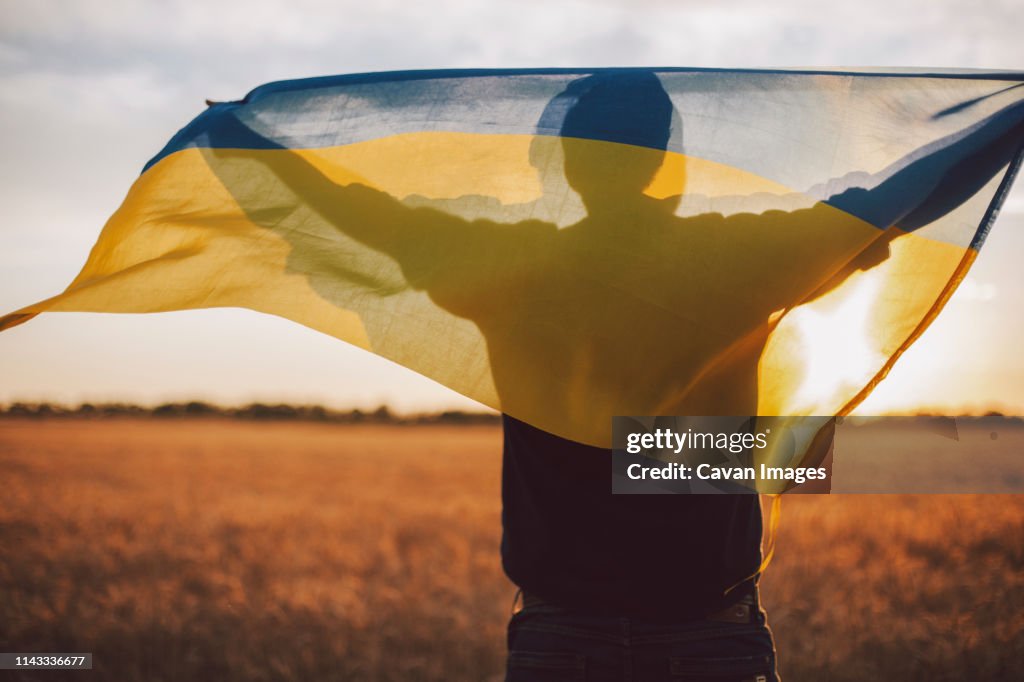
top-left (1, 0), bottom-right (1022, 413)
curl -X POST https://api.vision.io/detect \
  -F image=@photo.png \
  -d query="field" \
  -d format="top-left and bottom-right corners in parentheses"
top-left (1, 418), bottom-right (1022, 681)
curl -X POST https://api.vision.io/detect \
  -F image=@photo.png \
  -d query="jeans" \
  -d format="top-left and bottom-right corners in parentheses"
top-left (505, 590), bottom-right (778, 682)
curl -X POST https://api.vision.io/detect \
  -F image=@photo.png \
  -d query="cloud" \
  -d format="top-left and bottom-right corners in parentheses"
top-left (2, 0), bottom-right (1021, 79)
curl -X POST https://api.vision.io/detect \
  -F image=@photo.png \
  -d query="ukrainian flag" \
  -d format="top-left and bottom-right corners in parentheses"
top-left (2, 68), bottom-right (1022, 456)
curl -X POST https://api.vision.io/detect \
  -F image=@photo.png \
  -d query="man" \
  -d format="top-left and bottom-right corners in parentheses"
top-left (206, 70), bottom-right (1023, 681)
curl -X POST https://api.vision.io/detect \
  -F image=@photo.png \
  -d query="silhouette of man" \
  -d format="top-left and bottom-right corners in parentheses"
top-left (206, 70), bottom-right (1023, 681)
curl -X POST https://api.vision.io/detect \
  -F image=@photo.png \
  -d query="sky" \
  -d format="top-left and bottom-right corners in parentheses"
top-left (0, 0), bottom-right (1022, 414)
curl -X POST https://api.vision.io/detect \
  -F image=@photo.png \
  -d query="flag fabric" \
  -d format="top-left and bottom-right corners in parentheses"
top-left (2, 67), bottom-right (1022, 455)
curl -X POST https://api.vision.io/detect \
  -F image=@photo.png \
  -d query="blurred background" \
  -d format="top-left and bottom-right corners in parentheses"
top-left (0, 1), bottom-right (1022, 680)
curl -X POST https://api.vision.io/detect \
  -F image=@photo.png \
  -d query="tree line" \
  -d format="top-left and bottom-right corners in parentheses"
top-left (0, 401), bottom-right (500, 424)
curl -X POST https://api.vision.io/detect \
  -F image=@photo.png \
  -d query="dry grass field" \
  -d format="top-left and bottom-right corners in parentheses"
top-left (1, 418), bottom-right (1022, 681)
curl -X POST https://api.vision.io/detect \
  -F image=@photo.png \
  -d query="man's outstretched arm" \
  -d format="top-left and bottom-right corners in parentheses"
top-left (201, 112), bottom-right (553, 318)
top-left (739, 98), bottom-right (1024, 310)
top-left (827, 98), bottom-right (1024, 233)
top-left (201, 113), bottom-right (457, 257)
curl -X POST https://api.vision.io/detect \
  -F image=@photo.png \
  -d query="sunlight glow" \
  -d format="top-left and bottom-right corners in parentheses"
top-left (787, 274), bottom-right (887, 413)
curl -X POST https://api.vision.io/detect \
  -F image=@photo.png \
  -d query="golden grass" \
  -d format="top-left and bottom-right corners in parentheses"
top-left (1, 418), bottom-right (1021, 680)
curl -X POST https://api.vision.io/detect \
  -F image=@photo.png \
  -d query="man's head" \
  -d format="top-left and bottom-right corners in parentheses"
top-left (536, 71), bottom-right (679, 210)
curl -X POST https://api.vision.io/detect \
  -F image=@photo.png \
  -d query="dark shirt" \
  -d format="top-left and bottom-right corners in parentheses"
top-left (500, 414), bottom-right (762, 621)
